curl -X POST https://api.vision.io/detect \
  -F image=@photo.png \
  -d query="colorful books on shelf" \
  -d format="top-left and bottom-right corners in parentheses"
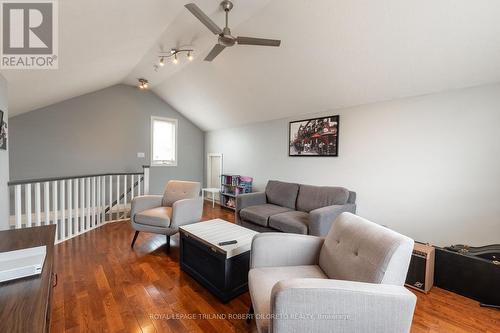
top-left (220, 174), bottom-right (253, 210)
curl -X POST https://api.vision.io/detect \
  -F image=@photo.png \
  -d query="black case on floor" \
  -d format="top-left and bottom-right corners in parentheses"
top-left (434, 247), bottom-right (500, 306)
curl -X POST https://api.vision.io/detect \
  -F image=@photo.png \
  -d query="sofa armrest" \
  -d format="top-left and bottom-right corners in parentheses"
top-left (130, 195), bottom-right (163, 221)
top-left (236, 192), bottom-right (267, 224)
top-left (171, 197), bottom-right (203, 229)
top-left (309, 204), bottom-right (356, 236)
top-left (270, 278), bottom-right (416, 333)
top-left (236, 192), bottom-right (267, 210)
top-left (250, 233), bottom-right (324, 269)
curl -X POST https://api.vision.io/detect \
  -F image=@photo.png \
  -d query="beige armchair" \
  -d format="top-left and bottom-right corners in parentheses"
top-left (130, 180), bottom-right (203, 253)
top-left (248, 212), bottom-right (416, 333)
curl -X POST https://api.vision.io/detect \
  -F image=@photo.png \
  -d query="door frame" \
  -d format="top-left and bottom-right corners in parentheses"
top-left (207, 153), bottom-right (223, 197)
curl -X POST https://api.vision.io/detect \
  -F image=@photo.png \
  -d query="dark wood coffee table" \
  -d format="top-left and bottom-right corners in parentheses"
top-left (179, 219), bottom-right (258, 303)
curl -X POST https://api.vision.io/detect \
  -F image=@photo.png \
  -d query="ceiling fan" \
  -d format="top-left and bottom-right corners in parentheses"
top-left (185, 1), bottom-right (281, 61)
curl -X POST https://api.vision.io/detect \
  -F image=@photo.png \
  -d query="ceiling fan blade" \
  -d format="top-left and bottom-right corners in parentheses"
top-left (185, 3), bottom-right (223, 35)
top-left (204, 44), bottom-right (226, 61)
top-left (237, 36), bottom-right (281, 47)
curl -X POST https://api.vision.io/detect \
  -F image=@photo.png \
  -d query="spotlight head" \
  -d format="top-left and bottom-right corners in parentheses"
top-left (138, 78), bottom-right (149, 90)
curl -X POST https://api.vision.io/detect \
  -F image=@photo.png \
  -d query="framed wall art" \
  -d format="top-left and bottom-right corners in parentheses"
top-left (0, 110), bottom-right (6, 150)
top-left (289, 115), bottom-right (339, 156)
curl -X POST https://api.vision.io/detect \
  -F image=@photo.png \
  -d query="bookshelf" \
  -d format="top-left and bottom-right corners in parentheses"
top-left (220, 174), bottom-right (253, 210)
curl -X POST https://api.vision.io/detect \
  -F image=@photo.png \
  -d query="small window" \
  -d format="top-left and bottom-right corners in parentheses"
top-left (151, 116), bottom-right (177, 166)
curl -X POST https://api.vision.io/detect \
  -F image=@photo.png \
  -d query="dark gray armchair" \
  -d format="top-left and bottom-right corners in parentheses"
top-left (130, 180), bottom-right (203, 253)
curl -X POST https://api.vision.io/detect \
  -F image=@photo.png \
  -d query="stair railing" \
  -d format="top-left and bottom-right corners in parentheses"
top-left (7, 166), bottom-right (150, 243)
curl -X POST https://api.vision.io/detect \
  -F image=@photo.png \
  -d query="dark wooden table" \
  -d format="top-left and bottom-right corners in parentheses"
top-left (179, 219), bottom-right (258, 303)
top-left (0, 225), bottom-right (56, 333)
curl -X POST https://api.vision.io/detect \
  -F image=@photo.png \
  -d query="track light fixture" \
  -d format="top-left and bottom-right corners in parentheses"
top-left (138, 78), bottom-right (149, 90)
top-left (157, 48), bottom-right (194, 67)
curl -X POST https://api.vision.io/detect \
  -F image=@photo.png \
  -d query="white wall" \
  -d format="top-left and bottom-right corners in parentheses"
top-left (0, 74), bottom-right (9, 230)
top-left (206, 84), bottom-right (500, 247)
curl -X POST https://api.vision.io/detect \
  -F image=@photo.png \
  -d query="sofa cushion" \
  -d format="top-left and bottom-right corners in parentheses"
top-left (265, 180), bottom-right (299, 210)
top-left (296, 185), bottom-right (350, 212)
top-left (240, 204), bottom-right (292, 227)
top-left (269, 211), bottom-right (310, 234)
top-left (134, 206), bottom-right (172, 228)
top-left (249, 265), bottom-right (327, 333)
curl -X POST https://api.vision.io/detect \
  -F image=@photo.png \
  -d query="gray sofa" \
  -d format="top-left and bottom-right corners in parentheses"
top-left (236, 180), bottom-right (356, 236)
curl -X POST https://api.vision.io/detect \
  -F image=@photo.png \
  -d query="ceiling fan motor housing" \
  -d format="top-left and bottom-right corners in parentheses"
top-left (221, 0), bottom-right (233, 12)
top-left (219, 27), bottom-right (236, 46)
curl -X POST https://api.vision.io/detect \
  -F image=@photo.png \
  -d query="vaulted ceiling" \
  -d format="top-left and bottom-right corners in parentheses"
top-left (3, 0), bottom-right (500, 130)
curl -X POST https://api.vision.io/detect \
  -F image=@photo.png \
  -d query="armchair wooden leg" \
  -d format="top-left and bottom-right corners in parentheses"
top-left (246, 304), bottom-right (254, 324)
top-left (131, 231), bottom-right (139, 248)
top-left (166, 235), bottom-right (171, 254)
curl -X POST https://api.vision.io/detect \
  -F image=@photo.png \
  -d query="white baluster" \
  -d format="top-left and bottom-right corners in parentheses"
top-left (52, 181), bottom-right (58, 238)
top-left (74, 179), bottom-right (79, 234)
top-left (138, 175), bottom-right (142, 196)
top-left (144, 166), bottom-right (150, 195)
top-left (96, 176), bottom-right (101, 225)
top-left (86, 178), bottom-right (91, 230)
top-left (131, 175), bottom-right (135, 200)
top-left (108, 175), bottom-right (113, 221)
top-left (60, 180), bottom-right (65, 240)
top-left (101, 176), bottom-right (106, 223)
top-left (15, 185), bottom-right (22, 228)
top-left (25, 184), bottom-right (32, 227)
top-left (44, 182), bottom-right (50, 225)
top-left (91, 177), bottom-right (96, 228)
top-left (35, 183), bottom-right (41, 226)
top-left (116, 175), bottom-right (120, 219)
top-left (80, 178), bottom-right (85, 231)
top-left (68, 179), bottom-right (73, 236)
top-left (123, 174), bottom-right (127, 217)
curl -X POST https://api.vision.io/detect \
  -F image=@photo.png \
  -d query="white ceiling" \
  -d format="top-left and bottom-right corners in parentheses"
top-left (2, 0), bottom-right (185, 115)
top-left (3, 0), bottom-right (500, 130)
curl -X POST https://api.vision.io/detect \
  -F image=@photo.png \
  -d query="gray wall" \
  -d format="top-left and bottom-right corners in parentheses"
top-left (0, 74), bottom-right (9, 229)
top-left (206, 84), bottom-right (500, 247)
top-left (9, 84), bottom-right (204, 195)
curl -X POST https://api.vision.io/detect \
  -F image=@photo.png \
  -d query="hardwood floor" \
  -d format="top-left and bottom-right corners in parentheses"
top-left (50, 202), bottom-right (500, 333)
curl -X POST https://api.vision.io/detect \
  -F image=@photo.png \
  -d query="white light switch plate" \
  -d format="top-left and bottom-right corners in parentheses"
top-left (137, 152), bottom-right (145, 158)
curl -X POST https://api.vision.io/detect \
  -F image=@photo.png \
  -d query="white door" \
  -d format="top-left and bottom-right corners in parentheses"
top-left (207, 153), bottom-right (223, 202)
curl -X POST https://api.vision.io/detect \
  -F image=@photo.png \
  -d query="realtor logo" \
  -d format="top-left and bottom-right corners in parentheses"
top-left (1, 0), bottom-right (58, 69)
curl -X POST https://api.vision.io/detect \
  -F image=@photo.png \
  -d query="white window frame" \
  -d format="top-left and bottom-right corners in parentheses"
top-left (150, 116), bottom-right (178, 167)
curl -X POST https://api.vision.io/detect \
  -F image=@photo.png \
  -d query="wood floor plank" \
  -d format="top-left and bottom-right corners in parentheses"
top-left (125, 294), bottom-right (158, 333)
top-left (63, 280), bottom-right (79, 330)
top-left (51, 201), bottom-right (500, 333)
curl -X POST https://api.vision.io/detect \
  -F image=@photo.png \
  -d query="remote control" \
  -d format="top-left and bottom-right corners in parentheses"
top-left (218, 240), bottom-right (237, 246)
